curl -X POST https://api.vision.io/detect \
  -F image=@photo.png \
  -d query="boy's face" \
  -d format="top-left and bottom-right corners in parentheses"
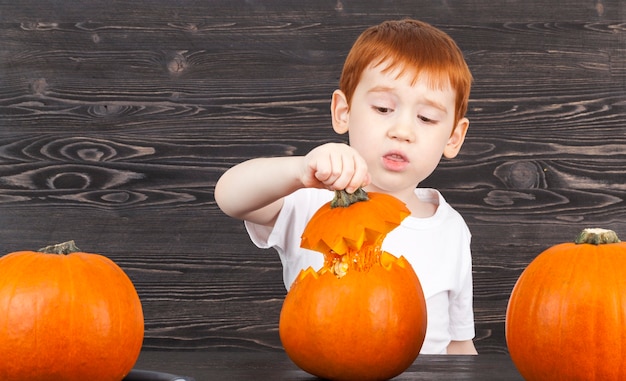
top-left (331, 61), bottom-right (468, 196)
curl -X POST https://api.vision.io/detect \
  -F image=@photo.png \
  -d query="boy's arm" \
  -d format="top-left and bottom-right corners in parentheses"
top-left (215, 156), bottom-right (305, 226)
top-left (215, 143), bottom-right (369, 227)
top-left (446, 339), bottom-right (478, 355)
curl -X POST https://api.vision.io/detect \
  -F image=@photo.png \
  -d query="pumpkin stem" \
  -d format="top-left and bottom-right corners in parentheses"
top-left (574, 228), bottom-right (621, 245)
top-left (38, 240), bottom-right (81, 254)
top-left (330, 188), bottom-right (369, 208)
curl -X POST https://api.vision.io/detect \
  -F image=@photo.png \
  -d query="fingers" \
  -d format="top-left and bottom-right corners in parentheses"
top-left (314, 151), bottom-right (355, 191)
top-left (304, 144), bottom-right (369, 193)
top-left (350, 161), bottom-right (371, 193)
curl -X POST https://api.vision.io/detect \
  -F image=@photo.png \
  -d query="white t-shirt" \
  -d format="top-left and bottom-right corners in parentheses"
top-left (245, 188), bottom-right (475, 354)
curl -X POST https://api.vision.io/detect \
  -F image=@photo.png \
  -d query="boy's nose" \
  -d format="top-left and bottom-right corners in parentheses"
top-left (387, 118), bottom-right (416, 142)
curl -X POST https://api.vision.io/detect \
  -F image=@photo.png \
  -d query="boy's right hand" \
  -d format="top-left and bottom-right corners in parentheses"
top-left (301, 143), bottom-right (370, 194)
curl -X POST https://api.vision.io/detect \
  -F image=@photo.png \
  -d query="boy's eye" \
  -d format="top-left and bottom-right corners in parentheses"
top-left (418, 115), bottom-right (436, 123)
top-left (374, 106), bottom-right (392, 113)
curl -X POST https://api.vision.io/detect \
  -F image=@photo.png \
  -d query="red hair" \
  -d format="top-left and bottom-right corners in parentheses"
top-left (339, 19), bottom-right (472, 124)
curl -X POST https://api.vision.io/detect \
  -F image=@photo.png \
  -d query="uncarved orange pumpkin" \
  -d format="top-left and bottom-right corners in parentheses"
top-left (0, 241), bottom-right (144, 381)
top-left (280, 189), bottom-right (427, 381)
top-left (506, 228), bottom-right (626, 381)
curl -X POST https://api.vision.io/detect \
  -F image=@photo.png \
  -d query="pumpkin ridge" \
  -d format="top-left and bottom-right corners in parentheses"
top-left (0, 244), bottom-right (144, 381)
top-left (301, 190), bottom-right (410, 256)
top-left (283, 189), bottom-right (425, 380)
top-left (506, 228), bottom-right (626, 381)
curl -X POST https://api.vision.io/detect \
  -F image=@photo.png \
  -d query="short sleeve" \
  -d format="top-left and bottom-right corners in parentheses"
top-left (244, 189), bottom-right (331, 289)
top-left (448, 234), bottom-right (476, 341)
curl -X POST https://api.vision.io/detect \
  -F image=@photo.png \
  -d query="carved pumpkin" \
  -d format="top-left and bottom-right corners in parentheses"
top-left (0, 241), bottom-right (144, 381)
top-left (506, 228), bottom-right (626, 381)
top-left (280, 189), bottom-right (427, 381)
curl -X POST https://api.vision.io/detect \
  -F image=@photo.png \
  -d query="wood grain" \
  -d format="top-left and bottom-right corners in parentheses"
top-left (131, 351), bottom-right (524, 380)
top-left (1, 0), bottom-right (625, 354)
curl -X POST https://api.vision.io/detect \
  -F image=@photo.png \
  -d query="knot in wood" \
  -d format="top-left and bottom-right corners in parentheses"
top-left (495, 161), bottom-right (545, 189)
top-left (31, 78), bottom-right (48, 95)
top-left (167, 54), bottom-right (188, 75)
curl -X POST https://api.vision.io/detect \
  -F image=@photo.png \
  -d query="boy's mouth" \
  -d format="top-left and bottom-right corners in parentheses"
top-left (382, 151), bottom-right (409, 171)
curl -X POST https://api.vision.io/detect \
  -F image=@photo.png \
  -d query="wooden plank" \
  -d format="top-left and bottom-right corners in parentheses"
top-left (1, 0), bottom-right (625, 354)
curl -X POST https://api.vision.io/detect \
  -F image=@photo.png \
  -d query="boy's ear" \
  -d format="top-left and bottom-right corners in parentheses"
top-left (331, 90), bottom-right (350, 134)
top-left (443, 117), bottom-right (469, 159)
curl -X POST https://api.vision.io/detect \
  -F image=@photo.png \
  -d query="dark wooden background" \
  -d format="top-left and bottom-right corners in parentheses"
top-left (1, 0), bottom-right (625, 354)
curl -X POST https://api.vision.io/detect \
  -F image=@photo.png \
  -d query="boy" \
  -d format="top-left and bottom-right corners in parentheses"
top-left (215, 19), bottom-right (477, 354)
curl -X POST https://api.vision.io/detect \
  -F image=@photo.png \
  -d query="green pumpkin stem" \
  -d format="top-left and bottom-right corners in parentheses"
top-left (574, 228), bottom-right (621, 245)
top-left (330, 188), bottom-right (369, 208)
top-left (38, 240), bottom-right (81, 254)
